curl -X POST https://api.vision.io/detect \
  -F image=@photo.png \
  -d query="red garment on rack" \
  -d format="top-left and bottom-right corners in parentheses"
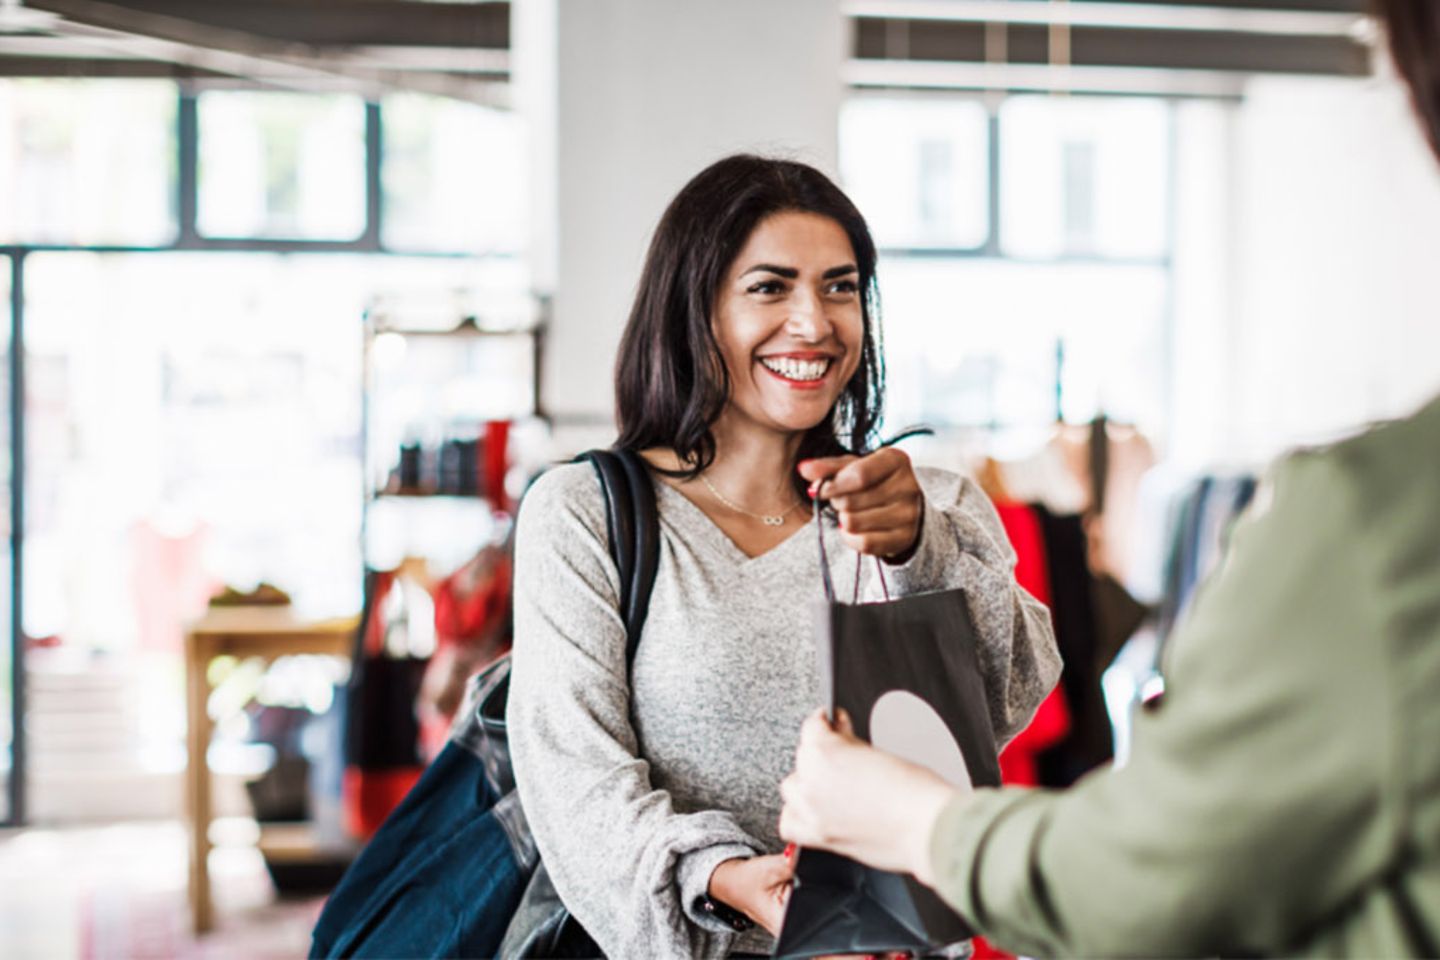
top-left (432, 548), bottom-right (512, 649)
top-left (976, 503), bottom-right (1074, 960)
top-left (992, 502), bottom-right (1071, 787)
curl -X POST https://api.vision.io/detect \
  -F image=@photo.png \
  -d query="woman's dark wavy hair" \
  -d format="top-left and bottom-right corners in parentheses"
top-left (615, 154), bottom-right (884, 492)
top-left (1375, 0), bottom-right (1440, 161)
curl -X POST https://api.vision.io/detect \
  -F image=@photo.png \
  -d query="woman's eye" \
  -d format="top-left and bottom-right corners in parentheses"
top-left (747, 280), bottom-right (785, 295)
top-left (827, 279), bottom-right (858, 295)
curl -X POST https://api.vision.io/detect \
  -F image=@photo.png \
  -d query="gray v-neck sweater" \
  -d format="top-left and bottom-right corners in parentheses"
top-left (508, 462), bottom-right (1060, 958)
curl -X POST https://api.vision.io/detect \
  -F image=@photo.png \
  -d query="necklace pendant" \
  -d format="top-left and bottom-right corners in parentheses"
top-left (762, 515), bottom-right (784, 526)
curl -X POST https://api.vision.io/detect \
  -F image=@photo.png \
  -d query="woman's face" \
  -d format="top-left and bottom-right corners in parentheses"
top-left (711, 210), bottom-right (864, 440)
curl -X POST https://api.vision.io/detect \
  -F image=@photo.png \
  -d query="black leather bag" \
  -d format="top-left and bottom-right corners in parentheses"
top-left (774, 497), bottom-right (998, 959)
top-left (310, 449), bottom-right (659, 960)
top-left (491, 448), bottom-right (660, 958)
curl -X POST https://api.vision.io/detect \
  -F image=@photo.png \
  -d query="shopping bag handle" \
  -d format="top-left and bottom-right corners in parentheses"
top-left (812, 484), bottom-right (890, 605)
top-left (810, 428), bottom-right (933, 604)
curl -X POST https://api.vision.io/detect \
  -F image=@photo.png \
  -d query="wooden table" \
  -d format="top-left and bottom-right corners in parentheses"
top-left (185, 607), bottom-right (358, 935)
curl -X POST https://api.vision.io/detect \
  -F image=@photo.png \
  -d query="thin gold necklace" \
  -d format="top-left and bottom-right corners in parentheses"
top-left (699, 473), bottom-right (802, 527)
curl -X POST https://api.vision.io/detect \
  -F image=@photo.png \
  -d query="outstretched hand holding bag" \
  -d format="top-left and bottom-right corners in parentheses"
top-left (775, 495), bottom-right (1001, 959)
top-left (309, 449), bottom-right (658, 960)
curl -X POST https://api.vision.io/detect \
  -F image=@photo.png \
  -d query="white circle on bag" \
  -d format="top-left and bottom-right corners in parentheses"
top-left (869, 691), bottom-right (974, 792)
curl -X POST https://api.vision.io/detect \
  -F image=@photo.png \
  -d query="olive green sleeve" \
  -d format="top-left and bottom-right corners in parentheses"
top-left (927, 450), bottom-right (1398, 958)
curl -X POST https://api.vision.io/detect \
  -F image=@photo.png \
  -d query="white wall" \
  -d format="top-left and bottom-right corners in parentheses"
top-left (1167, 66), bottom-right (1440, 469)
top-left (516, 0), bottom-right (844, 448)
top-left (1223, 71), bottom-right (1440, 462)
top-left (1168, 98), bottom-right (1241, 469)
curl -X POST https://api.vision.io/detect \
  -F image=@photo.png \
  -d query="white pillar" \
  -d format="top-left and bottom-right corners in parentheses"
top-left (516, 0), bottom-right (845, 445)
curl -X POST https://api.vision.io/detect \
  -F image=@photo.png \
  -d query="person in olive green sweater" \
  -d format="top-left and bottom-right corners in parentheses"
top-left (778, 2), bottom-right (1440, 954)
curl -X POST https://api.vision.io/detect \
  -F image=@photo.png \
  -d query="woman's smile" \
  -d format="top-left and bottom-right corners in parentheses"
top-left (757, 352), bottom-right (836, 388)
top-left (712, 210), bottom-right (864, 436)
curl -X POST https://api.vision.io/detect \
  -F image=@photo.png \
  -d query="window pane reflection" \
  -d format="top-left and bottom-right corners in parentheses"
top-left (0, 80), bottom-right (176, 246)
top-left (383, 94), bottom-right (527, 254)
top-left (1000, 96), bottom-right (1171, 260)
top-left (879, 257), bottom-right (1169, 437)
top-left (198, 91), bottom-right (366, 241)
top-left (841, 96), bottom-right (989, 250)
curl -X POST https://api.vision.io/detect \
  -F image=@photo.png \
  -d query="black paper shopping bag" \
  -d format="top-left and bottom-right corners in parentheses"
top-left (774, 504), bottom-right (1001, 959)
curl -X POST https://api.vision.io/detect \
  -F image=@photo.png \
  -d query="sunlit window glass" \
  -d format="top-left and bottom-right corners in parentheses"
top-left (1000, 96), bottom-right (1170, 260)
top-left (19, 251), bottom-right (504, 818)
top-left (840, 96), bottom-right (989, 250)
top-left (0, 80), bottom-right (176, 246)
top-left (880, 258), bottom-right (1169, 434)
top-left (198, 91), bottom-right (366, 241)
top-left (382, 93), bottom-right (527, 254)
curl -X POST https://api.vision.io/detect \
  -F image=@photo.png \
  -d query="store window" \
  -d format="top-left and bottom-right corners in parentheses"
top-left (840, 96), bottom-right (990, 250)
top-left (845, 95), bottom-right (1174, 441)
top-left (0, 72), bottom-right (533, 821)
top-left (0, 80), bottom-right (177, 247)
top-left (197, 91), bottom-right (367, 241)
top-left (999, 96), bottom-right (1170, 260)
top-left (23, 253), bottom-right (370, 796)
top-left (19, 252), bottom-right (517, 816)
top-left (382, 93), bottom-right (528, 254)
top-left (879, 258), bottom-right (1169, 434)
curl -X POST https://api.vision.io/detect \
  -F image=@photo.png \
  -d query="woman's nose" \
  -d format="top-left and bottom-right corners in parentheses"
top-left (786, 289), bottom-right (832, 341)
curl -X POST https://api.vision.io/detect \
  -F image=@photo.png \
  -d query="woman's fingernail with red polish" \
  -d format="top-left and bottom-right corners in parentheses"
top-left (784, 843), bottom-right (797, 859)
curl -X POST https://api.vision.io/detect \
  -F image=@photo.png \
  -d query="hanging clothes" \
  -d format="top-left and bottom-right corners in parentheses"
top-left (991, 502), bottom-right (1071, 787)
top-left (991, 417), bottom-right (1157, 583)
top-left (1156, 474), bottom-right (1259, 646)
top-left (419, 544), bottom-right (515, 757)
top-left (344, 569), bottom-right (429, 839)
top-left (1032, 507), bottom-right (1112, 787)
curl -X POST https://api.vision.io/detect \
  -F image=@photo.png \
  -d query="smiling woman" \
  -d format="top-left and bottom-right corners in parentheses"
top-left (506, 154), bottom-right (1060, 958)
top-left (615, 155), bottom-right (883, 498)
top-left (716, 212), bottom-right (862, 414)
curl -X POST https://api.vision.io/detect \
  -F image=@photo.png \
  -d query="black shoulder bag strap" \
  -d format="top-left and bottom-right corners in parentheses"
top-left (574, 447), bottom-right (660, 670)
top-left (500, 448), bottom-right (659, 960)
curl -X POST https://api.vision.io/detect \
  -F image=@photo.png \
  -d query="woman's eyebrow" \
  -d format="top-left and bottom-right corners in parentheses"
top-left (739, 263), bottom-right (859, 279)
top-left (740, 263), bottom-right (799, 279)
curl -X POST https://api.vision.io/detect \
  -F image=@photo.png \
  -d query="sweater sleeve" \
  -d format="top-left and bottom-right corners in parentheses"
top-left (507, 465), bottom-right (764, 960)
top-left (925, 450), bottom-right (1395, 957)
top-left (884, 468), bottom-right (1062, 746)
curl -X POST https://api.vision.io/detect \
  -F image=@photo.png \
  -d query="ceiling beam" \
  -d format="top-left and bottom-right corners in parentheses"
top-left (13, 0), bottom-right (509, 100)
top-left (0, 53), bottom-right (217, 78)
top-left (843, 1), bottom-right (1369, 37)
top-left (27, 0), bottom-right (509, 49)
top-left (1061, 0), bottom-right (1363, 10)
top-left (846, 58), bottom-right (1253, 97)
top-left (853, 16), bottom-right (1371, 76)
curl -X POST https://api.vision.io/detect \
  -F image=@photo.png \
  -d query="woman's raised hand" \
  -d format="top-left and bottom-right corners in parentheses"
top-left (798, 447), bottom-right (924, 562)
